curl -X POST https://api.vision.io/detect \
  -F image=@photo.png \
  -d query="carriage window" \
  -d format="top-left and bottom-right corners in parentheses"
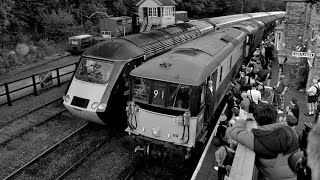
top-left (229, 56), bottom-right (233, 70)
top-left (75, 58), bottom-right (114, 84)
top-left (219, 66), bottom-right (223, 83)
top-left (133, 78), bottom-right (151, 103)
top-left (167, 84), bottom-right (191, 109)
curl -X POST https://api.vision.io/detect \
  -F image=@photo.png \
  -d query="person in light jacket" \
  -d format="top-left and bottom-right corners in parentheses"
top-left (228, 103), bottom-right (299, 180)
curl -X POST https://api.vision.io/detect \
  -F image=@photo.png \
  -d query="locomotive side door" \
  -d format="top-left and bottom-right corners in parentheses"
top-left (204, 71), bottom-right (217, 122)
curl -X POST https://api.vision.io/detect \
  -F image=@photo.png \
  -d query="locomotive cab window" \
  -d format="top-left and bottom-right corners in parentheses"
top-left (132, 77), bottom-right (151, 103)
top-left (167, 84), bottom-right (191, 109)
top-left (131, 77), bottom-right (192, 111)
top-left (75, 57), bottom-right (114, 84)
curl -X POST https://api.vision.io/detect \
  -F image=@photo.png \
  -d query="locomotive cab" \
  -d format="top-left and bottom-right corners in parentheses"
top-left (126, 76), bottom-right (207, 154)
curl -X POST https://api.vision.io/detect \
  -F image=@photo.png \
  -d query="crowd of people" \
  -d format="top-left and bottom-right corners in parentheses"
top-left (214, 34), bottom-right (320, 180)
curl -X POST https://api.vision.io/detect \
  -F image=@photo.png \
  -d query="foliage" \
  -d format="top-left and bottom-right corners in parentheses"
top-left (297, 58), bottom-right (310, 89)
top-left (41, 9), bottom-right (76, 39)
top-left (0, 0), bottom-right (287, 75)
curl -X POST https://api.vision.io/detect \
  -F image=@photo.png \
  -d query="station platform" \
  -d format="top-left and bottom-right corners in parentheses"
top-left (191, 109), bottom-right (251, 180)
top-left (191, 55), bottom-right (316, 180)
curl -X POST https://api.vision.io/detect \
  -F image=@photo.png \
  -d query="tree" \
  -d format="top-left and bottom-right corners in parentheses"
top-left (41, 9), bottom-right (76, 39)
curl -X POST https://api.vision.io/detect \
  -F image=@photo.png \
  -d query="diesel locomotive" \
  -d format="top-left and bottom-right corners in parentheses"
top-left (125, 16), bottom-right (284, 159)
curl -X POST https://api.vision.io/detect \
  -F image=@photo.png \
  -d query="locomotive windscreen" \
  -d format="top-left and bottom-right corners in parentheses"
top-left (132, 77), bottom-right (191, 110)
top-left (75, 57), bottom-right (114, 84)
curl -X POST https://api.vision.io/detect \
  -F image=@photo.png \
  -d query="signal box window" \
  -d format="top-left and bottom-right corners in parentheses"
top-left (148, 7), bottom-right (157, 17)
top-left (133, 77), bottom-right (151, 103)
top-left (75, 58), bottom-right (114, 84)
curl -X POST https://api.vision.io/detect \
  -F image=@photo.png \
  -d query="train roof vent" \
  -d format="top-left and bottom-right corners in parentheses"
top-left (159, 62), bottom-right (172, 69)
top-left (174, 49), bottom-right (202, 56)
top-left (232, 26), bottom-right (241, 30)
top-left (220, 35), bottom-right (235, 44)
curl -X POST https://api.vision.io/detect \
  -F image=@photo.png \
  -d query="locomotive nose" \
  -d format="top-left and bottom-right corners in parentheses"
top-left (63, 79), bottom-right (108, 125)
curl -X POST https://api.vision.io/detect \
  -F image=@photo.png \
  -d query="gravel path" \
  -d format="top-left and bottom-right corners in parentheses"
top-left (0, 100), bottom-right (65, 145)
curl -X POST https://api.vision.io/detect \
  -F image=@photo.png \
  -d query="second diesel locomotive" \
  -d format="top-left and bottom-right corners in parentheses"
top-left (124, 18), bottom-right (282, 159)
top-left (63, 12), bottom-right (285, 126)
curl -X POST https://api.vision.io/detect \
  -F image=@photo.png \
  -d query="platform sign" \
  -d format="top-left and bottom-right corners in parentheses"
top-left (39, 71), bottom-right (53, 88)
top-left (292, 51), bottom-right (315, 58)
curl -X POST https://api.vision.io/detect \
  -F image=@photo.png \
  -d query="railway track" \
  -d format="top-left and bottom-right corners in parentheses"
top-left (2, 123), bottom-right (107, 180)
top-left (0, 97), bottom-right (65, 146)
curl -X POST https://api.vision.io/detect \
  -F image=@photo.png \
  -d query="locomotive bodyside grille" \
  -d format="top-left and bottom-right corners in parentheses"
top-left (71, 96), bottom-right (89, 108)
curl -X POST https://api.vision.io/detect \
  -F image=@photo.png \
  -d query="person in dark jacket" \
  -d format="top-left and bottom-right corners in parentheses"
top-left (307, 122), bottom-right (320, 180)
top-left (229, 103), bottom-right (299, 180)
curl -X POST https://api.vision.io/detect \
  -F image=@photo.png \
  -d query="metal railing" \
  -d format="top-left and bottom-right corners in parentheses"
top-left (0, 62), bottom-right (78, 106)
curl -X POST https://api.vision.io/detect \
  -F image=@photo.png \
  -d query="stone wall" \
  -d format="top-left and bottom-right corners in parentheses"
top-left (284, 0), bottom-right (320, 89)
top-left (284, 1), bottom-right (309, 64)
top-left (307, 2), bottom-right (320, 88)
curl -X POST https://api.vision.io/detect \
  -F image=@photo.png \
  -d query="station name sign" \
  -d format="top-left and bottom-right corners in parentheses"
top-left (292, 51), bottom-right (315, 58)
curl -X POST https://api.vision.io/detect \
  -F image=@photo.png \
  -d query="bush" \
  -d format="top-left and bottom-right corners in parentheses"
top-left (297, 58), bottom-right (309, 89)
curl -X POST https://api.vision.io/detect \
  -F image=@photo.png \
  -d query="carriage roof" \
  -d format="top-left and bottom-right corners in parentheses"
top-left (131, 27), bottom-right (247, 86)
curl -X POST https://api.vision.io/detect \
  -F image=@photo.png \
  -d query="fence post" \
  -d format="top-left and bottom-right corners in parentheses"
top-left (4, 83), bottom-right (12, 106)
top-left (32, 75), bottom-right (38, 96)
top-left (56, 68), bottom-right (61, 87)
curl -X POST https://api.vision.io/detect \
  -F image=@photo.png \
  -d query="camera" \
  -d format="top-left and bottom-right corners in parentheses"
top-left (288, 150), bottom-right (311, 180)
top-left (288, 122), bottom-right (314, 180)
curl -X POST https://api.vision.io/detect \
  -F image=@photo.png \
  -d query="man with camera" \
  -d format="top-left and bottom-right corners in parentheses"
top-left (307, 122), bottom-right (320, 180)
top-left (228, 103), bottom-right (299, 180)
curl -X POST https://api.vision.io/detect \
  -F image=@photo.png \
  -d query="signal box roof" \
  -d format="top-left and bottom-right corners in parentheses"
top-left (83, 39), bottom-right (144, 61)
top-left (131, 28), bottom-right (247, 86)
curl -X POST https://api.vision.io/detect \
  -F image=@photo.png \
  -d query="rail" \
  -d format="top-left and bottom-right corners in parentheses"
top-left (229, 113), bottom-right (258, 180)
top-left (0, 62), bottom-right (78, 106)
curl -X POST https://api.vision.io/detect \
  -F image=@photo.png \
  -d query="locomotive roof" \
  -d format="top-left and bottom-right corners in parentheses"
top-left (246, 12), bottom-right (270, 18)
top-left (131, 28), bottom-right (247, 86)
top-left (267, 11), bottom-right (286, 18)
top-left (253, 15), bottom-right (278, 25)
top-left (83, 38), bottom-right (144, 61)
top-left (230, 20), bottom-right (262, 34)
top-left (83, 23), bottom-right (199, 61)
